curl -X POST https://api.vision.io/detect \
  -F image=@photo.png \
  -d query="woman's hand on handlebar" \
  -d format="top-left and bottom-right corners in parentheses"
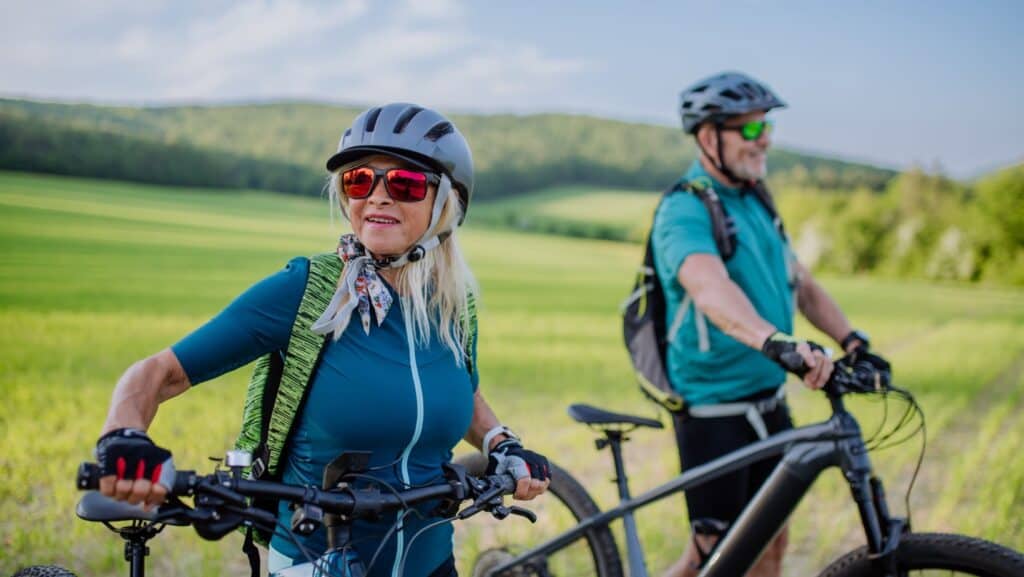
top-left (486, 439), bottom-right (551, 500)
top-left (95, 428), bottom-right (174, 511)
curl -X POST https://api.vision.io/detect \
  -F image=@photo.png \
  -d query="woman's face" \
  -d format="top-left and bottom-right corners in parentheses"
top-left (345, 155), bottom-right (436, 258)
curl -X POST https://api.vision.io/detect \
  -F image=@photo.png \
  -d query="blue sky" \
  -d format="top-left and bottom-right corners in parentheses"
top-left (2, 0), bottom-right (1021, 177)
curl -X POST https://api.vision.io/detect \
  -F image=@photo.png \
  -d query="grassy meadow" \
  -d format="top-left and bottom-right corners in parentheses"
top-left (1, 171), bottom-right (1023, 576)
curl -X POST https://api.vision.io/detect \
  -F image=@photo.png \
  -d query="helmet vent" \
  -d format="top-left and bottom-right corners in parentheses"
top-left (692, 84), bottom-right (709, 93)
top-left (393, 106), bottom-right (424, 134)
top-left (738, 82), bottom-right (758, 98)
top-left (364, 107), bottom-right (382, 132)
top-left (424, 121), bottom-right (453, 142)
top-left (720, 89), bottom-right (742, 101)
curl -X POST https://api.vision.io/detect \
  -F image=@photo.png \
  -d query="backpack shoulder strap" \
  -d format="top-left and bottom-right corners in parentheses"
top-left (462, 292), bottom-right (478, 377)
top-left (661, 178), bottom-right (738, 260)
top-left (237, 253), bottom-right (344, 479)
top-left (264, 252), bottom-right (343, 476)
top-left (750, 180), bottom-right (788, 243)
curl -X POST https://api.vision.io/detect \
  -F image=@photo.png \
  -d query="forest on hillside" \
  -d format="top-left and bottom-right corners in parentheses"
top-left (1, 98), bottom-right (1020, 285)
top-left (0, 98), bottom-right (893, 198)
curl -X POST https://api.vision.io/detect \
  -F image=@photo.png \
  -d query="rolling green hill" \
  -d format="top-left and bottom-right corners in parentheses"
top-left (0, 98), bottom-right (896, 198)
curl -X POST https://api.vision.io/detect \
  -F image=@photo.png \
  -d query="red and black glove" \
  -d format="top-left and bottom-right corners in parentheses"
top-left (95, 428), bottom-right (175, 487)
top-left (485, 438), bottom-right (551, 482)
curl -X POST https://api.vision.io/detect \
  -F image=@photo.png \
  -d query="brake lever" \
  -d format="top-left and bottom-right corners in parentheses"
top-left (150, 495), bottom-right (194, 524)
top-left (192, 473), bottom-right (247, 507)
top-left (509, 505), bottom-right (537, 523)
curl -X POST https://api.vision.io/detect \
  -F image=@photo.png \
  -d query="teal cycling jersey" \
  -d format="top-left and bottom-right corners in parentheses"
top-left (172, 257), bottom-right (478, 577)
top-left (651, 161), bottom-right (798, 406)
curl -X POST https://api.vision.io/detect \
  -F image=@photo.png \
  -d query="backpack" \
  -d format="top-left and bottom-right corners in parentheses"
top-left (621, 178), bottom-right (787, 413)
top-left (233, 252), bottom-right (477, 548)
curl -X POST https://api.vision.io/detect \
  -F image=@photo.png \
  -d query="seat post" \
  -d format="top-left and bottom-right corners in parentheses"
top-left (598, 431), bottom-right (633, 502)
top-left (598, 430), bottom-right (650, 577)
top-left (119, 526), bottom-right (155, 577)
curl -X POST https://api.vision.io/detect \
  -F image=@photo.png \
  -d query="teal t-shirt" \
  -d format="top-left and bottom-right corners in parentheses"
top-left (172, 257), bottom-right (478, 577)
top-left (651, 161), bottom-right (798, 406)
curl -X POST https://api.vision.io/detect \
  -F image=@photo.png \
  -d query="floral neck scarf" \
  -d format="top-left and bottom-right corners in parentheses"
top-left (310, 234), bottom-right (394, 337)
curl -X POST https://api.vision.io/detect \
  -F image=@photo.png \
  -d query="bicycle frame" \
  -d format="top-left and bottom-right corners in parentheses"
top-left (489, 396), bottom-right (901, 577)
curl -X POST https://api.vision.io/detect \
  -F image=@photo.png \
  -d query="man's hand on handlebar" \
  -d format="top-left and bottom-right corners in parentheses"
top-left (761, 332), bottom-right (834, 390)
top-left (95, 428), bottom-right (173, 511)
top-left (848, 344), bottom-right (891, 373)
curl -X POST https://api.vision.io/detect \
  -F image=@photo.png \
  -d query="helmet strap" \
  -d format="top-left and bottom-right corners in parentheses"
top-left (695, 126), bottom-right (743, 188)
top-left (374, 174), bottom-right (456, 269)
top-left (713, 125), bottom-right (744, 187)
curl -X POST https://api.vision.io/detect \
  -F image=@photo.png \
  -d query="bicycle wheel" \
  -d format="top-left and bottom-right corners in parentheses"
top-left (817, 532), bottom-right (1024, 576)
top-left (453, 453), bottom-right (624, 577)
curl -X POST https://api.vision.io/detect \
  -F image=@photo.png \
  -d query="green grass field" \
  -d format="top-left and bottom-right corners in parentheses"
top-left (471, 184), bottom-right (662, 243)
top-left (1, 171), bottom-right (1022, 575)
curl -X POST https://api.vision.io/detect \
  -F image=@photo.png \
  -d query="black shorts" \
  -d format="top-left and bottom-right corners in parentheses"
top-left (672, 388), bottom-right (794, 527)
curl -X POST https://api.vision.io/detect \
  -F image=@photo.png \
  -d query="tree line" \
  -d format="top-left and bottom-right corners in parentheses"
top-left (778, 164), bottom-right (1024, 285)
top-left (0, 98), bottom-right (894, 199)
top-left (4, 98), bottom-right (1018, 285)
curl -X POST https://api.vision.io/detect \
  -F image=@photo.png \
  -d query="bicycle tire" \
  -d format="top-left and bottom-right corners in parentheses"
top-left (11, 566), bottom-right (79, 577)
top-left (816, 532), bottom-right (1024, 577)
top-left (454, 452), bottom-right (625, 577)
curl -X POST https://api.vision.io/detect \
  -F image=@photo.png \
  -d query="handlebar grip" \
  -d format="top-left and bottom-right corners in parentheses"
top-left (779, 351), bottom-right (809, 377)
top-left (76, 461), bottom-right (194, 495)
top-left (496, 473), bottom-right (518, 495)
top-left (77, 462), bottom-right (102, 490)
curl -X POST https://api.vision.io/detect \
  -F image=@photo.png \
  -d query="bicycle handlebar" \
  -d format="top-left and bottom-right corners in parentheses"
top-left (822, 354), bottom-right (892, 397)
top-left (76, 459), bottom-right (528, 538)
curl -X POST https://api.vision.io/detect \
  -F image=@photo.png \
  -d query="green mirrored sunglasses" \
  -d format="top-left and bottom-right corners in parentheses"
top-left (720, 119), bottom-right (774, 141)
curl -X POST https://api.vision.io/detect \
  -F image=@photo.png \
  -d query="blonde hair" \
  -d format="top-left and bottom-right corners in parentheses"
top-left (327, 171), bottom-right (478, 364)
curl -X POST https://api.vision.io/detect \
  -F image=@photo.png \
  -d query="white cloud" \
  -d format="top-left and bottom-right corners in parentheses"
top-left (398, 0), bottom-right (463, 19)
top-left (0, 0), bottom-right (589, 110)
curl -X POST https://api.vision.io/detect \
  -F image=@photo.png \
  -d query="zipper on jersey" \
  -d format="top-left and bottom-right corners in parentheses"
top-left (392, 296), bottom-right (426, 577)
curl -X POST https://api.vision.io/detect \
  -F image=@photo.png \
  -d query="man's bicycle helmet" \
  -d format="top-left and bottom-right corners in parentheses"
top-left (679, 72), bottom-right (786, 134)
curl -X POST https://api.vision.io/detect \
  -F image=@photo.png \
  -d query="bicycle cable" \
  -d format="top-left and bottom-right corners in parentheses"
top-left (863, 392), bottom-right (915, 450)
top-left (857, 385), bottom-right (927, 526)
top-left (397, 515), bottom-right (460, 577)
top-left (896, 387), bottom-right (927, 526)
top-left (273, 523), bottom-right (348, 577)
top-left (363, 508), bottom-right (415, 577)
top-left (265, 470), bottom-right (412, 577)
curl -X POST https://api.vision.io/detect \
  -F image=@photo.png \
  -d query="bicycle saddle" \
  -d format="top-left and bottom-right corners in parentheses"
top-left (567, 404), bottom-right (663, 429)
top-left (76, 491), bottom-right (188, 525)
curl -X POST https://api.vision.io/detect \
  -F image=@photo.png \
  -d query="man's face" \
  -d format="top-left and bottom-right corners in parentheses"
top-left (716, 110), bottom-right (771, 182)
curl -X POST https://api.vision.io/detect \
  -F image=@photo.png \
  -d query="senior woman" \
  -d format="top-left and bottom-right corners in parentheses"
top-left (93, 103), bottom-right (550, 577)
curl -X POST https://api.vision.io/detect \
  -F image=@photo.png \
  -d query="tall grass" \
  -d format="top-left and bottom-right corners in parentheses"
top-left (1, 171), bottom-right (1021, 575)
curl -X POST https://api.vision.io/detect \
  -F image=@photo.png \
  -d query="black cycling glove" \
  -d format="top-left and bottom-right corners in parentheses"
top-left (486, 438), bottom-right (551, 482)
top-left (848, 346), bottom-right (891, 373)
top-left (95, 428), bottom-right (175, 487)
top-left (761, 332), bottom-right (826, 377)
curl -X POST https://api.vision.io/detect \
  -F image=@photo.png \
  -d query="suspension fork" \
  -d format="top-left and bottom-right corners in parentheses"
top-left (836, 410), bottom-right (909, 576)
